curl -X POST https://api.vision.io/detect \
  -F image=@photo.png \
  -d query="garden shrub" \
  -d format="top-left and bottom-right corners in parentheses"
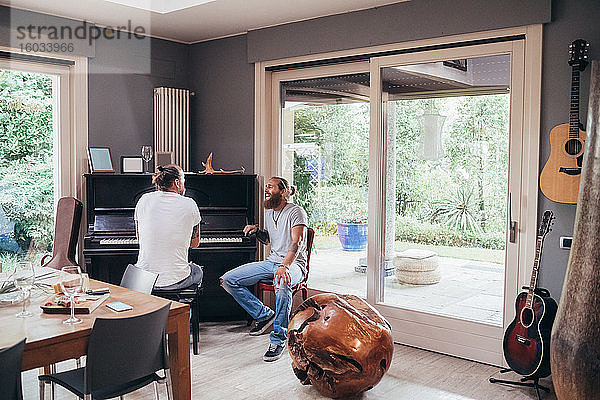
top-left (305, 184), bottom-right (367, 235)
top-left (395, 216), bottom-right (505, 250)
top-left (311, 220), bottom-right (337, 236)
top-left (0, 159), bottom-right (54, 251)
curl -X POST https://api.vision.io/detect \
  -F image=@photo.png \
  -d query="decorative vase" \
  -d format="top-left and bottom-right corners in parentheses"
top-left (337, 223), bottom-right (368, 251)
top-left (550, 61), bottom-right (600, 400)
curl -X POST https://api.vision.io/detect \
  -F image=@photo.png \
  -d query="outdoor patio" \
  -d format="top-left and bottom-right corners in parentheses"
top-left (308, 247), bottom-right (504, 326)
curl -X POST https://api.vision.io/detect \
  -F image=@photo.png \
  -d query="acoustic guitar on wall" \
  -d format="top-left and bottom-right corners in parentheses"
top-left (503, 210), bottom-right (557, 378)
top-left (540, 39), bottom-right (589, 204)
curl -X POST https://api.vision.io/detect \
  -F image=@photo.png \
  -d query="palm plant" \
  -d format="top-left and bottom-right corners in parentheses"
top-left (430, 187), bottom-right (481, 233)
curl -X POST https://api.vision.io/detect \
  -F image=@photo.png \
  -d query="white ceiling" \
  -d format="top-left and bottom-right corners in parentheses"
top-left (2, 0), bottom-right (409, 43)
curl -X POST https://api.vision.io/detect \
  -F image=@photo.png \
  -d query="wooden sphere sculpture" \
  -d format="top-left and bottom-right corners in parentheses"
top-left (287, 293), bottom-right (393, 398)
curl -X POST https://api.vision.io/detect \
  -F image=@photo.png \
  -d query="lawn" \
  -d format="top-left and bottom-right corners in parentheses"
top-left (314, 235), bottom-right (504, 265)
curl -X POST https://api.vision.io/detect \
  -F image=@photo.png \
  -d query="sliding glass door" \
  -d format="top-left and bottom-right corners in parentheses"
top-left (369, 41), bottom-right (526, 364)
top-left (265, 36), bottom-right (534, 365)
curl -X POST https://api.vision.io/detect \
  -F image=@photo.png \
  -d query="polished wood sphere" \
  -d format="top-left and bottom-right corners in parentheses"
top-left (287, 293), bottom-right (394, 398)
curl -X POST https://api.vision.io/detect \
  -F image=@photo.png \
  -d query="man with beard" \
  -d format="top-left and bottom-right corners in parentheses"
top-left (133, 164), bottom-right (203, 289)
top-left (220, 176), bottom-right (308, 361)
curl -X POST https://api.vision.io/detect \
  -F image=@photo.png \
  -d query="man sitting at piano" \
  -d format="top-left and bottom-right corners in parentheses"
top-left (220, 176), bottom-right (308, 362)
top-left (133, 164), bottom-right (203, 290)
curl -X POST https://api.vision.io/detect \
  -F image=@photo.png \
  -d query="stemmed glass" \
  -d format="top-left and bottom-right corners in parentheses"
top-left (60, 266), bottom-right (83, 325)
top-left (141, 146), bottom-right (153, 173)
top-left (13, 261), bottom-right (35, 318)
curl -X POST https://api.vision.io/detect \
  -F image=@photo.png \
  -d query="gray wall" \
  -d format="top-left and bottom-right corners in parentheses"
top-left (188, 35), bottom-right (254, 172)
top-left (190, 0), bottom-right (599, 299)
top-left (538, 0), bottom-right (600, 297)
top-left (247, 0), bottom-right (551, 62)
top-left (88, 35), bottom-right (190, 169)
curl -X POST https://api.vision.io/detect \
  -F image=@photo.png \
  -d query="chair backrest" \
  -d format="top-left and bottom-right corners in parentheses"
top-left (43, 197), bottom-right (83, 270)
top-left (120, 265), bottom-right (159, 294)
top-left (85, 303), bottom-right (170, 394)
top-left (301, 227), bottom-right (315, 284)
top-left (0, 339), bottom-right (25, 400)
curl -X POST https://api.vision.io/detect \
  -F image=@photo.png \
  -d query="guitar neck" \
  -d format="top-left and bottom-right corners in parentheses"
top-left (525, 236), bottom-right (544, 307)
top-left (569, 68), bottom-right (581, 138)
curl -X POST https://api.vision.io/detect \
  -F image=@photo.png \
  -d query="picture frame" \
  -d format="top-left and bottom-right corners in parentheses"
top-left (121, 156), bottom-right (144, 173)
top-left (155, 151), bottom-right (174, 169)
top-left (87, 147), bottom-right (114, 173)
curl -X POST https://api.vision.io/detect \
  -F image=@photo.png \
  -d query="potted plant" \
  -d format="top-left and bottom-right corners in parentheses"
top-left (337, 214), bottom-right (368, 251)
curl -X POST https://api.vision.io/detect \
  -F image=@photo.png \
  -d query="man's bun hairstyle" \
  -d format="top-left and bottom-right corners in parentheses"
top-left (153, 164), bottom-right (181, 191)
top-left (272, 176), bottom-right (296, 198)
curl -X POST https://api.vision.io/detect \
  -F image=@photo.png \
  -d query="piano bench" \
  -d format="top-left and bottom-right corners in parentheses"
top-left (152, 284), bottom-right (203, 355)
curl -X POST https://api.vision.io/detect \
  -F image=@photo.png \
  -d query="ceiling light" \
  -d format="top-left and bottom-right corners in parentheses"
top-left (103, 0), bottom-right (216, 14)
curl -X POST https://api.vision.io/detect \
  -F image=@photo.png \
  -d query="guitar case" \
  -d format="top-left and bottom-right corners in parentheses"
top-left (42, 197), bottom-right (83, 270)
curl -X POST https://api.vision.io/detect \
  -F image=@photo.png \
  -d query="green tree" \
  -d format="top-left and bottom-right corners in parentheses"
top-left (292, 103), bottom-right (369, 228)
top-left (0, 69), bottom-right (54, 252)
top-left (444, 95), bottom-right (509, 232)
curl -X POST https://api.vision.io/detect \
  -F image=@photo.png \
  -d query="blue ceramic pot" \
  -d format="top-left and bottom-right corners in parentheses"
top-left (337, 222), bottom-right (368, 251)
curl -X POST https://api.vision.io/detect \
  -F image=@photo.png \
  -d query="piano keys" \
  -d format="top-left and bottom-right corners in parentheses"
top-left (83, 173), bottom-right (258, 321)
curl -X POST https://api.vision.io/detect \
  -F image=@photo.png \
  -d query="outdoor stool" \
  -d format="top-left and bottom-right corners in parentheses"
top-left (394, 249), bottom-right (441, 285)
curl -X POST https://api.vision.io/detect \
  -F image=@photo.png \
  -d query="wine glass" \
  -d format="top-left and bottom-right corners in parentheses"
top-left (60, 266), bottom-right (83, 325)
top-left (141, 146), bottom-right (153, 173)
top-left (13, 261), bottom-right (35, 318)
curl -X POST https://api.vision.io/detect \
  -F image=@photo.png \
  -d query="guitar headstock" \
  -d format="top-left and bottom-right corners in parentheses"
top-left (539, 210), bottom-right (555, 238)
top-left (569, 39), bottom-right (589, 71)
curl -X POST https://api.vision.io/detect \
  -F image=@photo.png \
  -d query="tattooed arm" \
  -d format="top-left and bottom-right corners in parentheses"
top-left (190, 223), bottom-right (200, 248)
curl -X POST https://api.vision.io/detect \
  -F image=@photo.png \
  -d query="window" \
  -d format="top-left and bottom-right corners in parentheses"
top-left (0, 54), bottom-right (88, 267)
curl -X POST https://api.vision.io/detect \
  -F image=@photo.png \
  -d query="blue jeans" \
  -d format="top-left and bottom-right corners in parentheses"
top-left (220, 260), bottom-right (303, 345)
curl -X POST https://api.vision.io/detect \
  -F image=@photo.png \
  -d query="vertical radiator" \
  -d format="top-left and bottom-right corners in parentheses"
top-left (153, 87), bottom-right (190, 171)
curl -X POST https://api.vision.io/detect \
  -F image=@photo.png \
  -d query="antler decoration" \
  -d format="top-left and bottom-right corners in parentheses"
top-left (198, 153), bottom-right (245, 174)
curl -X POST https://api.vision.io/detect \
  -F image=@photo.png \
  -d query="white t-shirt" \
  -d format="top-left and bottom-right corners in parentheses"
top-left (134, 191), bottom-right (201, 287)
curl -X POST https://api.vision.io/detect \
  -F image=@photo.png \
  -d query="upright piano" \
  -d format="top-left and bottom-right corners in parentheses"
top-left (83, 173), bottom-right (257, 321)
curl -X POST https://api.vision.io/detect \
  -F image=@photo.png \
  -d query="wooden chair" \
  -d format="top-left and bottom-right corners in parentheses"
top-left (40, 197), bottom-right (83, 270)
top-left (257, 227), bottom-right (315, 305)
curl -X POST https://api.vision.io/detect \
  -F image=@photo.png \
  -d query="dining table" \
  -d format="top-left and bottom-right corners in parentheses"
top-left (0, 268), bottom-right (191, 400)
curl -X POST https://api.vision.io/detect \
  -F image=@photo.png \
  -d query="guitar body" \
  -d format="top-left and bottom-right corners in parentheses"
top-left (503, 292), bottom-right (558, 378)
top-left (540, 39), bottom-right (589, 204)
top-left (540, 124), bottom-right (586, 204)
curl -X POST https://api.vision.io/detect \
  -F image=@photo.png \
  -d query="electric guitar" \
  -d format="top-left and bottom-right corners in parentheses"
top-left (503, 210), bottom-right (557, 378)
top-left (540, 39), bottom-right (589, 204)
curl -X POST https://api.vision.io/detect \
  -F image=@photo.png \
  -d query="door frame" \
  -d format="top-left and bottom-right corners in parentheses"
top-left (254, 25), bottom-right (542, 365)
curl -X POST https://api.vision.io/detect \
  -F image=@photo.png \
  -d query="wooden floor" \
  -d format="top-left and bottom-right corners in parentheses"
top-left (24, 321), bottom-right (556, 399)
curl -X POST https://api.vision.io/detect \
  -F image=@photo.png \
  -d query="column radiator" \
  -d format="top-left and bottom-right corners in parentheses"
top-left (153, 87), bottom-right (190, 171)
